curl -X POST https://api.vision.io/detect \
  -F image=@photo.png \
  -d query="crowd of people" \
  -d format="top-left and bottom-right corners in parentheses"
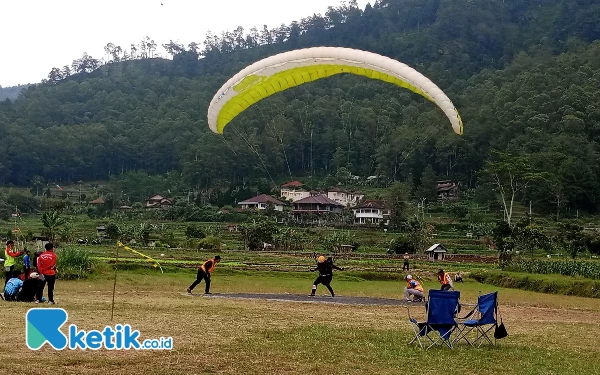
top-left (1, 241), bottom-right (57, 304)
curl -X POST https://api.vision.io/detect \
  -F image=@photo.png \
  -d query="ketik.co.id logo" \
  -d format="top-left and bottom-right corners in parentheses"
top-left (26, 308), bottom-right (173, 350)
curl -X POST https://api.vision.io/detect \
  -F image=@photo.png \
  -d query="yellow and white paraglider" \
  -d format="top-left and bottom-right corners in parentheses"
top-left (207, 47), bottom-right (463, 135)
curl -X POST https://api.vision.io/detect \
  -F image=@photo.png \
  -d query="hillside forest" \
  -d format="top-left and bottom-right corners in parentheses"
top-left (1, 0), bottom-right (600, 218)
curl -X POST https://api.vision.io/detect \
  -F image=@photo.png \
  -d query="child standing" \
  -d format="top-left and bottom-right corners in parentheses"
top-left (23, 250), bottom-right (31, 279)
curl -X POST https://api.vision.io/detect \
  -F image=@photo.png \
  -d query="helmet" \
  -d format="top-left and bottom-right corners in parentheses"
top-left (317, 256), bottom-right (326, 263)
top-left (405, 275), bottom-right (413, 280)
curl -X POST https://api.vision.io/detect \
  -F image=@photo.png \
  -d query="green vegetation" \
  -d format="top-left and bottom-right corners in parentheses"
top-left (470, 270), bottom-right (600, 299)
top-left (55, 246), bottom-right (95, 279)
top-left (506, 259), bottom-right (600, 280)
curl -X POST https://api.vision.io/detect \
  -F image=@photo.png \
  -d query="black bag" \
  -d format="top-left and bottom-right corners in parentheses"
top-left (494, 319), bottom-right (508, 339)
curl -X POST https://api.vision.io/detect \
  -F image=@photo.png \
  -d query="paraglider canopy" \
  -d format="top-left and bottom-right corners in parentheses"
top-left (207, 47), bottom-right (463, 135)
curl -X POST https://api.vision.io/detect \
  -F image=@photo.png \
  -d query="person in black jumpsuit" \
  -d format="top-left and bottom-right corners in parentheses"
top-left (310, 256), bottom-right (344, 297)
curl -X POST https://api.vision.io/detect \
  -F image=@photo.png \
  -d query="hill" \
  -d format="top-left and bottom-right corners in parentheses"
top-left (0, 0), bottom-right (599, 212)
top-left (0, 84), bottom-right (31, 101)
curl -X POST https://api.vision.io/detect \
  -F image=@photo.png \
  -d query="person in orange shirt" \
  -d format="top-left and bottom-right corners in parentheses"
top-left (437, 269), bottom-right (455, 291)
top-left (404, 275), bottom-right (424, 302)
top-left (36, 243), bottom-right (58, 304)
top-left (187, 255), bottom-right (221, 295)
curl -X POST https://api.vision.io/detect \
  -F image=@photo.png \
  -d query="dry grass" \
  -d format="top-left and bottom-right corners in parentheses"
top-left (1, 270), bottom-right (599, 375)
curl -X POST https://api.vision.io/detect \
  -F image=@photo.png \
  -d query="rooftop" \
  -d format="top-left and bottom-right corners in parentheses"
top-left (238, 194), bottom-right (284, 205)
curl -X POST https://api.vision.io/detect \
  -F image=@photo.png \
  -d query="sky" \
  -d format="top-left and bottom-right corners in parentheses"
top-left (0, 0), bottom-right (370, 87)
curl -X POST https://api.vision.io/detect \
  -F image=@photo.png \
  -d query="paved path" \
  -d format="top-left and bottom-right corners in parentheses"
top-left (185, 292), bottom-right (414, 306)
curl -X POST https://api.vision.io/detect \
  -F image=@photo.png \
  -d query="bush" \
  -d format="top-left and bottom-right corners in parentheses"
top-left (56, 247), bottom-right (94, 280)
top-left (198, 235), bottom-right (222, 250)
top-left (185, 225), bottom-right (205, 239)
top-left (389, 234), bottom-right (416, 254)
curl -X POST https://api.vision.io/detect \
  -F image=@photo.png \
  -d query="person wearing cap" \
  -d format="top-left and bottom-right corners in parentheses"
top-left (18, 272), bottom-right (43, 302)
top-left (437, 269), bottom-right (454, 291)
top-left (309, 255), bottom-right (344, 297)
top-left (187, 255), bottom-right (221, 295)
top-left (4, 240), bottom-right (25, 286)
top-left (404, 275), bottom-right (424, 302)
top-left (36, 243), bottom-right (58, 304)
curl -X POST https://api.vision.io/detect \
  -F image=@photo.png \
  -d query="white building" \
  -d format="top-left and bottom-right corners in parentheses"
top-left (238, 194), bottom-right (285, 211)
top-left (352, 200), bottom-right (390, 225)
top-left (280, 181), bottom-right (311, 202)
top-left (328, 187), bottom-right (365, 207)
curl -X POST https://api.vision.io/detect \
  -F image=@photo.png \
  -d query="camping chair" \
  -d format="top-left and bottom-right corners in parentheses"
top-left (407, 290), bottom-right (461, 349)
top-left (454, 291), bottom-right (498, 347)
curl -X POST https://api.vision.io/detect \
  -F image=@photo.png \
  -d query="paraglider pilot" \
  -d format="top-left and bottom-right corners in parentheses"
top-left (310, 256), bottom-right (344, 297)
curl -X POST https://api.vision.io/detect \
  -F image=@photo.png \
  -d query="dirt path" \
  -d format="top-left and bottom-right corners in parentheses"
top-left (186, 292), bottom-right (414, 306)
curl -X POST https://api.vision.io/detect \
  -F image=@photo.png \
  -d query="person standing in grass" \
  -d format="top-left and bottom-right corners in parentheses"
top-left (23, 249), bottom-right (31, 279)
top-left (187, 255), bottom-right (221, 295)
top-left (36, 243), bottom-right (57, 304)
top-left (403, 252), bottom-right (410, 271)
top-left (309, 256), bottom-right (344, 297)
top-left (4, 240), bottom-right (25, 286)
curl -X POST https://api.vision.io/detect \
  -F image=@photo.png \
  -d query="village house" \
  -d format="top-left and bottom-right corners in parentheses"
top-left (280, 181), bottom-right (311, 202)
top-left (238, 194), bottom-right (285, 212)
top-left (292, 195), bottom-right (344, 218)
top-left (89, 197), bottom-right (105, 205)
top-left (327, 187), bottom-right (364, 207)
top-left (144, 194), bottom-right (173, 209)
top-left (352, 200), bottom-right (390, 225)
top-left (437, 180), bottom-right (459, 200)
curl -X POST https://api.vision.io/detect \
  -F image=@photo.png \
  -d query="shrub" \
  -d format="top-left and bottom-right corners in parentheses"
top-left (56, 247), bottom-right (94, 280)
top-left (185, 225), bottom-right (205, 239)
top-left (198, 235), bottom-right (222, 250)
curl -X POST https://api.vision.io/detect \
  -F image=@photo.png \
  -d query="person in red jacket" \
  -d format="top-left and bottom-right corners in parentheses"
top-left (36, 243), bottom-right (58, 304)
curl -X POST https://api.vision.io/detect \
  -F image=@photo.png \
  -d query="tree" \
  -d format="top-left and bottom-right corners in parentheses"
top-left (41, 210), bottom-right (66, 243)
top-left (71, 53), bottom-right (100, 74)
top-left (555, 223), bottom-right (586, 259)
top-left (415, 165), bottom-right (438, 202)
top-left (240, 216), bottom-right (278, 250)
top-left (480, 151), bottom-right (546, 226)
top-left (386, 182), bottom-right (409, 228)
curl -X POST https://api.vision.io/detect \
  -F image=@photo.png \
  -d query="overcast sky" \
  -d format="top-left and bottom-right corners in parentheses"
top-left (0, 0), bottom-right (370, 87)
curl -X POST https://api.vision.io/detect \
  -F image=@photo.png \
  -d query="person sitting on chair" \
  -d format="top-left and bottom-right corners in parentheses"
top-left (404, 275), bottom-right (424, 302)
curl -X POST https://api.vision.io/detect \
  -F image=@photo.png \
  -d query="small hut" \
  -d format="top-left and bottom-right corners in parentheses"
top-left (425, 244), bottom-right (448, 261)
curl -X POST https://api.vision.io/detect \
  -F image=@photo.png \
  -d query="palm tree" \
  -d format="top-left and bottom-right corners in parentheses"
top-left (41, 211), bottom-right (66, 243)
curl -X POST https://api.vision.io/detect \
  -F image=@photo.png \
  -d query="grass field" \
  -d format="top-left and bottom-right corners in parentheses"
top-left (1, 267), bottom-right (599, 375)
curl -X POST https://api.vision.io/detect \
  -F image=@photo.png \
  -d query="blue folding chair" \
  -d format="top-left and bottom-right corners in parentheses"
top-left (407, 290), bottom-right (460, 349)
top-left (454, 291), bottom-right (498, 347)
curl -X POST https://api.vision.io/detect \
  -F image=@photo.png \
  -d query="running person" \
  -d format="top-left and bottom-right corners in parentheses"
top-left (309, 256), bottom-right (344, 297)
top-left (187, 255), bottom-right (221, 295)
